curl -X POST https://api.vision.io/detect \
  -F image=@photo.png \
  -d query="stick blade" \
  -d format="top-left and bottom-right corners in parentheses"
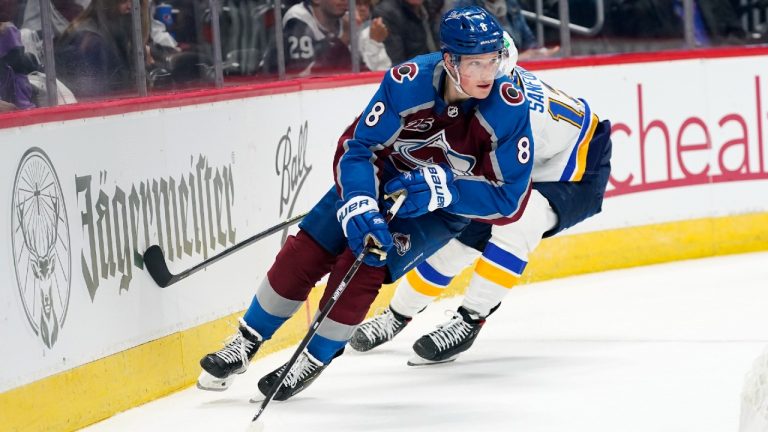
top-left (143, 245), bottom-right (174, 287)
top-left (245, 420), bottom-right (266, 432)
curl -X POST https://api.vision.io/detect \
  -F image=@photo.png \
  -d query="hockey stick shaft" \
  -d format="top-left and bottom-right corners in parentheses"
top-left (143, 212), bottom-right (307, 288)
top-left (250, 193), bottom-right (405, 425)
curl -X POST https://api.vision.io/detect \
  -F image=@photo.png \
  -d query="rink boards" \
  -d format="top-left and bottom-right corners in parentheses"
top-left (1, 48), bottom-right (768, 431)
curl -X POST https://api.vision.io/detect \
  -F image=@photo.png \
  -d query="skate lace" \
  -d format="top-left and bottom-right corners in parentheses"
top-left (359, 308), bottom-right (400, 342)
top-left (283, 353), bottom-right (319, 388)
top-left (428, 311), bottom-right (473, 351)
top-left (215, 332), bottom-right (256, 365)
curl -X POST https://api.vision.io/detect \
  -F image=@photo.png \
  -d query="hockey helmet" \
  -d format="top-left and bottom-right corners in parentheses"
top-left (440, 6), bottom-right (505, 57)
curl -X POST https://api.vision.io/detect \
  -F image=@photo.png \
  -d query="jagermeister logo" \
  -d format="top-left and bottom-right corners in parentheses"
top-left (11, 147), bottom-right (72, 349)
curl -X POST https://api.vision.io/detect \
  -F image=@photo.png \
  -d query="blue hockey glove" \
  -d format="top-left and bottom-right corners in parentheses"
top-left (383, 164), bottom-right (459, 218)
top-left (336, 195), bottom-right (393, 267)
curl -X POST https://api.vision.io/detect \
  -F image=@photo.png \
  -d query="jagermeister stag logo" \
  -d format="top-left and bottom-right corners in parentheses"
top-left (11, 147), bottom-right (72, 348)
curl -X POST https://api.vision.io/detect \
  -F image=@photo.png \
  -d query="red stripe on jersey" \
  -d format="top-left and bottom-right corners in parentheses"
top-left (474, 182), bottom-right (532, 226)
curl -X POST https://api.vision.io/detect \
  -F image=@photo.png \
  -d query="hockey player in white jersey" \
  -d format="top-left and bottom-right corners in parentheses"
top-left (350, 34), bottom-right (613, 365)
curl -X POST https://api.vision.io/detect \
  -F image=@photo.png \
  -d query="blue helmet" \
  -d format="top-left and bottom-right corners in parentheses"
top-left (440, 6), bottom-right (505, 56)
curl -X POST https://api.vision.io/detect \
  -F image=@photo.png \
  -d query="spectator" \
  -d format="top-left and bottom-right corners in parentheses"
top-left (457, 0), bottom-right (534, 49)
top-left (280, 0), bottom-right (351, 75)
top-left (1, 0), bottom-right (37, 110)
top-left (356, 0), bottom-right (390, 70)
top-left (55, 0), bottom-right (150, 99)
top-left (22, 0), bottom-right (83, 37)
top-left (675, 0), bottom-right (760, 45)
top-left (607, 0), bottom-right (682, 39)
top-left (373, 0), bottom-right (440, 65)
top-left (456, 0), bottom-right (558, 59)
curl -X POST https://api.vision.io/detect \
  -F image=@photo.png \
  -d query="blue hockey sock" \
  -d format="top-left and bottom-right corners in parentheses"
top-left (307, 334), bottom-right (346, 364)
top-left (242, 295), bottom-right (288, 340)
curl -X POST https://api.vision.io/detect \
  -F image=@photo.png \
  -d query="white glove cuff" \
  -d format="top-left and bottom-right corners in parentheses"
top-left (336, 195), bottom-right (379, 236)
top-left (422, 165), bottom-right (453, 211)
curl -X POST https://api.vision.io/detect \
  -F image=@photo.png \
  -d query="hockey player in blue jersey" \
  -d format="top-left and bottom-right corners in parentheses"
top-left (196, 6), bottom-right (535, 401)
top-left (350, 32), bottom-right (614, 365)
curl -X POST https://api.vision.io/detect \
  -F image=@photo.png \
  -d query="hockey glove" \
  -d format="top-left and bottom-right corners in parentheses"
top-left (336, 195), bottom-right (393, 267)
top-left (383, 164), bottom-right (459, 218)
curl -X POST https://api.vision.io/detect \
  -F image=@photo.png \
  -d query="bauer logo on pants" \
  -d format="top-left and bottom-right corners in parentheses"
top-left (11, 147), bottom-right (72, 349)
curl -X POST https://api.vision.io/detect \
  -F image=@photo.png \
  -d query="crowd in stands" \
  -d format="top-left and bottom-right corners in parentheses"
top-left (0, 0), bottom-right (765, 110)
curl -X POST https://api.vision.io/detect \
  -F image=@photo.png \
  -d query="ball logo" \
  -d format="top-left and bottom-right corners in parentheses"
top-left (390, 62), bottom-right (419, 84)
top-left (11, 148), bottom-right (71, 348)
top-left (500, 82), bottom-right (525, 106)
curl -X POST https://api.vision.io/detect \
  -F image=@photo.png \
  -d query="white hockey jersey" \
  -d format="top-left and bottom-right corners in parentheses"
top-left (514, 66), bottom-right (601, 183)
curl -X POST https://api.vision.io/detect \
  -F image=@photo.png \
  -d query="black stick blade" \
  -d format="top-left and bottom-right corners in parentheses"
top-left (143, 245), bottom-right (174, 287)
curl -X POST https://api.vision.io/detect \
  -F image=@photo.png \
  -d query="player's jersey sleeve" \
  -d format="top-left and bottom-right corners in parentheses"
top-left (448, 80), bottom-right (534, 224)
top-left (516, 67), bottom-right (601, 182)
top-left (334, 59), bottom-right (431, 201)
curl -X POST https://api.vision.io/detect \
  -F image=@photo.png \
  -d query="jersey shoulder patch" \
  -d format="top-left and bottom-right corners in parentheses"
top-left (476, 77), bottom-right (531, 137)
top-left (390, 62), bottom-right (419, 83)
top-left (499, 81), bottom-right (526, 106)
top-left (380, 53), bottom-right (441, 114)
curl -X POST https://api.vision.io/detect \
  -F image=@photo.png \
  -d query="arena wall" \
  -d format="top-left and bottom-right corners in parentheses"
top-left (2, 47), bottom-right (768, 431)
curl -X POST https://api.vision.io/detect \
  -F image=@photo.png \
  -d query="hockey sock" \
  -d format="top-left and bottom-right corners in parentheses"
top-left (391, 262), bottom-right (453, 317)
top-left (307, 335), bottom-right (346, 364)
top-left (244, 230), bottom-right (337, 339)
top-left (243, 291), bottom-right (288, 340)
top-left (463, 242), bottom-right (527, 316)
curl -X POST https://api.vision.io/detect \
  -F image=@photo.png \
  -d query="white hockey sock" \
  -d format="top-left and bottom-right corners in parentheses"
top-left (390, 272), bottom-right (442, 317)
top-left (462, 275), bottom-right (514, 317)
top-left (462, 190), bottom-right (557, 317)
top-left (391, 239), bottom-right (479, 317)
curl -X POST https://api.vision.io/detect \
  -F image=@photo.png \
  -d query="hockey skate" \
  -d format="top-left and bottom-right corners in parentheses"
top-left (197, 318), bottom-right (263, 391)
top-left (408, 307), bottom-right (485, 366)
top-left (349, 306), bottom-right (412, 352)
top-left (252, 349), bottom-right (327, 402)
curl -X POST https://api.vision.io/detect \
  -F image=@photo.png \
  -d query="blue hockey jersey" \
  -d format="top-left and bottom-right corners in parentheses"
top-left (333, 53), bottom-right (534, 224)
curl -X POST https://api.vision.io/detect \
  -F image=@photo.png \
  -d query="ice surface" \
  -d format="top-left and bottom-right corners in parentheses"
top-left (83, 252), bottom-right (768, 432)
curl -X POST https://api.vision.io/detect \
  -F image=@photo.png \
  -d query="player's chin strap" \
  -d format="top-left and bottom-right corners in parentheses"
top-left (443, 57), bottom-right (469, 97)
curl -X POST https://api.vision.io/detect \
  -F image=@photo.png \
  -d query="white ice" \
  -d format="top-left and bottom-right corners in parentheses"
top-left (83, 252), bottom-right (768, 432)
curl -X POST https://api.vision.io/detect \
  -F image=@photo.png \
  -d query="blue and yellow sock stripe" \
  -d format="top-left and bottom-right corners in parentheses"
top-left (475, 242), bottom-right (527, 288)
top-left (406, 262), bottom-right (453, 297)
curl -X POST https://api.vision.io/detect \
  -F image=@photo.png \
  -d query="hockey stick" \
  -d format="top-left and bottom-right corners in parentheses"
top-left (247, 193), bottom-right (406, 431)
top-left (143, 212), bottom-right (307, 288)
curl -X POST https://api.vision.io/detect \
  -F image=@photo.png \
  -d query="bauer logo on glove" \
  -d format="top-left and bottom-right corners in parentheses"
top-left (336, 195), bottom-right (394, 267)
top-left (383, 164), bottom-right (460, 218)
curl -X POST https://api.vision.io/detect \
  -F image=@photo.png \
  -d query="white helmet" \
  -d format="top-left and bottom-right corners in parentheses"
top-left (500, 31), bottom-right (519, 77)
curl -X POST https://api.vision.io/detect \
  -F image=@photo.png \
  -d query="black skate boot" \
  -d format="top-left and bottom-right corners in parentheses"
top-left (197, 318), bottom-right (263, 391)
top-left (409, 306), bottom-right (486, 366)
top-left (254, 350), bottom-right (327, 402)
top-left (349, 306), bottom-right (412, 352)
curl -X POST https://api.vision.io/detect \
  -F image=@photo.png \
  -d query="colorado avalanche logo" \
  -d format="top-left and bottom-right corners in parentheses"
top-left (390, 130), bottom-right (476, 174)
top-left (393, 232), bottom-right (411, 256)
top-left (391, 62), bottom-right (419, 83)
top-left (500, 82), bottom-right (525, 106)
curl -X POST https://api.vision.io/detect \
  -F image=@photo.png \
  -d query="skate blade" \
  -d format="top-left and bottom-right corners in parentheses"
top-left (197, 370), bottom-right (237, 392)
top-left (407, 354), bottom-right (458, 366)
